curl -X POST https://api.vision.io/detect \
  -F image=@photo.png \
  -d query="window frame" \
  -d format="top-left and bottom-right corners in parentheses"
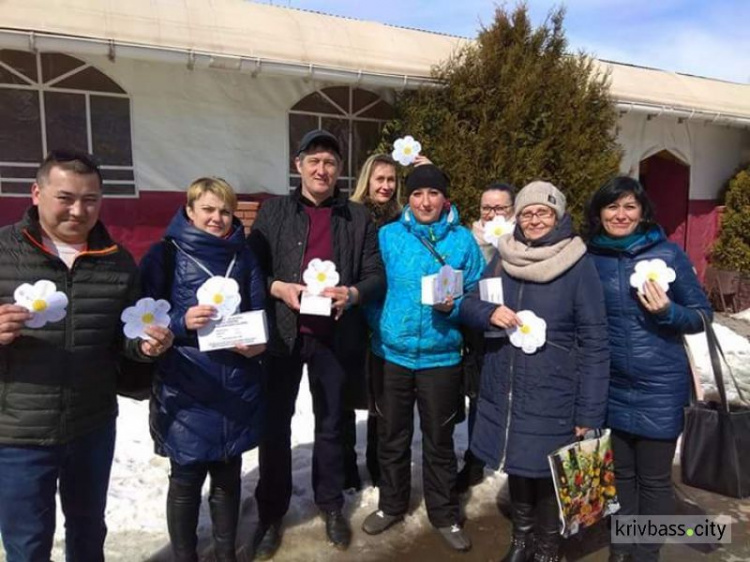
top-left (0, 51), bottom-right (136, 198)
top-left (288, 87), bottom-right (393, 195)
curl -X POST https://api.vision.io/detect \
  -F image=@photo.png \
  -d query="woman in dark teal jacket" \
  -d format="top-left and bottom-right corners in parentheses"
top-left (586, 176), bottom-right (711, 562)
top-left (140, 178), bottom-right (266, 562)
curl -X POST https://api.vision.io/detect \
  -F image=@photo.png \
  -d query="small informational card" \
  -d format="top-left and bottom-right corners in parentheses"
top-left (198, 310), bottom-right (268, 352)
top-left (301, 258), bottom-right (338, 317)
top-left (421, 267), bottom-right (464, 305)
top-left (479, 277), bottom-right (506, 338)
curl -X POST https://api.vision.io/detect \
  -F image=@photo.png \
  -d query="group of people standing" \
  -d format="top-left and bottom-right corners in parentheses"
top-left (0, 127), bottom-right (711, 562)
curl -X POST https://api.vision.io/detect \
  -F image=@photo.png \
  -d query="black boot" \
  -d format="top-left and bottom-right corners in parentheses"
top-left (166, 480), bottom-right (201, 562)
top-left (501, 499), bottom-right (535, 562)
top-left (534, 479), bottom-right (560, 562)
top-left (208, 481), bottom-right (240, 562)
top-left (456, 449), bottom-right (486, 494)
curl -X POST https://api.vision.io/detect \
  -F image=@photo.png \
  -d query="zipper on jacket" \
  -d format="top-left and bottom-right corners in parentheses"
top-left (499, 280), bottom-right (525, 470)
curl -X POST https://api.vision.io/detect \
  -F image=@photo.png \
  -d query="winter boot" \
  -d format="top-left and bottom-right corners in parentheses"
top-left (534, 483), bottom-right (561, 562)
top-left (208, 481), bottom-right (240, 562)
top-left (166, 480), bottom-right (201, 562)
top-left (501, 499), bottom-right (535, 562)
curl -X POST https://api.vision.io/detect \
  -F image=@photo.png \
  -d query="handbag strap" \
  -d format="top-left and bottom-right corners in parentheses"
top-left (416, 235), bottom-right (447, 266)
top-left (698, 310), bottom-right (746, 411)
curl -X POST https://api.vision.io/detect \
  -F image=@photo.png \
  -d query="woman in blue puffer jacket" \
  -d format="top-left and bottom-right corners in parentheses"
top-left (362, 164), bottom-right (485, 553)
top-left (586, 176), bottom-right (711, 562)
top-left (461, 181), bottom-right (610, 562)
top-left (140, 178), bottom-right (265, 562)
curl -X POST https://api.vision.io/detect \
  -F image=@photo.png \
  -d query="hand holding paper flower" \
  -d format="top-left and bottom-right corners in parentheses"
top-left (629, 259), bottom-right (676, 294)
top-left (196, 276), bottom-right (241, 320)
top-left (303, 259), bottom-right (340, 296)
top-left (436, 264), bottom-right (459, 301)
top-left (392, 136), bottom-right (422, 166)
top-left (507, 310), bottom-right (546, 354)
top-left (121, 298), bottom-right (171, 340)
top-left (14, 280), bottom-right (68, 328)
top-left (483, 216), bottom-right (515, 248)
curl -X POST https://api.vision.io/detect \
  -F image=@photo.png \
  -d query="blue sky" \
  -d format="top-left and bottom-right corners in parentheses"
top-left (253, 1), bottom-right (749, 83)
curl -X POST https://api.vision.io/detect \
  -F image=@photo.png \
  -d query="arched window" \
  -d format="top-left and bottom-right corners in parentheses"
top-left (288, 86), bottom-right (394, 193)
top-left (0, 50), bottom-right (135, 196)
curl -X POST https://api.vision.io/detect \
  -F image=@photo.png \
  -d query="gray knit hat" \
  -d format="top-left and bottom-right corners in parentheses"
top-left (514, 181), bottom-right (566, 219)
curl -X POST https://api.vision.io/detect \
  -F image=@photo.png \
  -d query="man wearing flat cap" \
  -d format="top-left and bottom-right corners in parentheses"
top-left (248, 130), bottom-right (385, 558)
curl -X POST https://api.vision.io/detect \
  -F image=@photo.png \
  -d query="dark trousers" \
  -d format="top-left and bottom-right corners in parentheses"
top-left (341, 411), bottom-right (379, 487)
top-left (377, 360), bottom-right (462, 528)
top-left (0, 419), bottom-right (116, 562)
top-left (167, 457), bottom-right (242, 561)
top-left (610, 429), bottom-right (678, 561)
top-left (255, 335), bottom-right (346, 523)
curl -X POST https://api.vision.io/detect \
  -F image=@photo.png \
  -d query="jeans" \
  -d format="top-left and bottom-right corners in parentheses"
top-left (0, 419), bottom-right (116, 562)
top-left (610, 429), bottom-right (678, 561)
top-left (255, 335), bottom-right (347, 523)
top-left (376, 361), bottom-right (462, 528)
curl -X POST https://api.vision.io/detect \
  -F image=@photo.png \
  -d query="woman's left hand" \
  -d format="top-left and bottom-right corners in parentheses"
top-left (575, 426), bottom-right (590, 438)
top-left (233, 343), bottom-right (266, 358)
top-left (433, 294), bottom-right (454, 313)
top-left (638, 280), bottom-right (671, 315)
top-left (140, 325), bottom-right (174, 357)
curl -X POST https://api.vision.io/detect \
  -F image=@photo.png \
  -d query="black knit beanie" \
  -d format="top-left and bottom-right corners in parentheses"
top-left (405, 164), bottom-right (449, 198)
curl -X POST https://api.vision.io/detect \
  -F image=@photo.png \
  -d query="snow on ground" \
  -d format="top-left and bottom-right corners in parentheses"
top-left (19, 321), bottom-right (749, 561)
top-left (733, 308), bottom-right (750, 323)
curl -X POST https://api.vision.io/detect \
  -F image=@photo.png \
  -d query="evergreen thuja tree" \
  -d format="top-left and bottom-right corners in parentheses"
top-left (382, 5), bottom-right (622, 228)
top-left (712, 166), bottom-right (750, 272)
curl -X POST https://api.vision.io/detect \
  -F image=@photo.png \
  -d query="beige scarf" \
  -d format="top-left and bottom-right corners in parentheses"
top-left (498, 234), bottom-right (587, 283)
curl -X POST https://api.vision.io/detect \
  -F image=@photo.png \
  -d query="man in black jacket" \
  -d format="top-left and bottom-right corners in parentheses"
top-left (0, 150), bottom-right (173, 562)
top-left (248, 130), bottom-right (385, 558)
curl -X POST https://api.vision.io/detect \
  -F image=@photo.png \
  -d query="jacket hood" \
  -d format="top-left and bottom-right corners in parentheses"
top-left (400, 203), bottom-right (461, 242)
top-left (165, 207), bottom-right (246, 263)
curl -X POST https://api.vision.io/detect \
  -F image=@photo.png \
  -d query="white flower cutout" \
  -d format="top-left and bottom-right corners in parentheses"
top-left (507, 310), bottom-right (547, 354)
top-left (121, 298), bottom-right (171, 340)
top-left (303, 258), bottom-right (340, 296)
top-left (629, 259), bottom-right (676, 294)
top-left (196, 276), bottom-right (241, 320)
top-left (14, 279), bottom-right (68, 328)
top-left (483, 216), bottom-right (516, 248)
top-left (392, 135), bottom-right (422, 166)
top-left (436, 264), bottom-right (459, 301)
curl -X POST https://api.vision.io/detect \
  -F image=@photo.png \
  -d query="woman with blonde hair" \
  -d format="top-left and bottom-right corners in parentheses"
top-left (140, 177), bottom-right (266, 561)
top-left (350, 153), bottom-right (403, 227)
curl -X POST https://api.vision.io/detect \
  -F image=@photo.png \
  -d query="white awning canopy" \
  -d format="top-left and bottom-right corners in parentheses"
top-left (1, 0), bottom-right (749, 122)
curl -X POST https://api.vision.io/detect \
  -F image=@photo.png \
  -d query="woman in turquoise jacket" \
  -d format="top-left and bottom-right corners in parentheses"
top-left (362, 164), bottom-right (484, 553)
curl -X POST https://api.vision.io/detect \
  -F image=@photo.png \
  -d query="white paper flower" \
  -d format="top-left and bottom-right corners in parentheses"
top-left (436, 264), bottom-right (459, 301)
top-left (14, 279), bottom-right (68, 329)
top-left (629, 258), bottom-right (676, 294)
top-left (483, 216), bottom-right (516, 247)
top-left (507, 310), bottom-right (547, 354)
top-left (121, 298), bottom-right (171, 340)
top-left (391, 135), bottom-right (422, 166)
top-left (303, 258), bottom-right (340, 296)
top-left (196, 276), bottom-right (241, 320)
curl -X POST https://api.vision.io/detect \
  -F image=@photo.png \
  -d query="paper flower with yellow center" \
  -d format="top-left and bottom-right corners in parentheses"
top-left (196, 276), bottom-right (241, 320)
top-left (483, 216), bottom-right (515, 247)
top-left (120, 298), bottom-right (171, 340)
top-left (303, 258), bottom-right (340, 296)
top-left (507, 310), bottom-right (547, 354)
top-left (14, 279), bottom-right (69, 328)
top-left (391, 135), bottom-right (422, 166)
top-left (629, 258), bottom-right (676, 294)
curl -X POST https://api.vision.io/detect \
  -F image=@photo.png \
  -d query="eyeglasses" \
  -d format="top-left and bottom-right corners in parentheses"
top-left (518, 209), bottom-right (555, 222)
top-left (481, 204), bottom-right (513, 215)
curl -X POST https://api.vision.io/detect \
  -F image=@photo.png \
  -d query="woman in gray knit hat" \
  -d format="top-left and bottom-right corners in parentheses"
top-left (460, 181), bottom-right (610, 562)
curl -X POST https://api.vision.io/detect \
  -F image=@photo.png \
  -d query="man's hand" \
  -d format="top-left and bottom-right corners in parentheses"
top-left (233, 343), bottom-right (266, 358)
top-left (0, 304), bottom-right (31, 346)
top-left (433, 294), bottom-right (454, 314)
top-left (489, 305), bottom-right (521, 329)
top-left (638, 280), bottom-right (671, 315)
top-left (323, 286), bottom-right (358, 320)
top-left (271, 281), bottom-right (305, 312)
top-left (140, 325), bottom-right (174, 358)
top-left (185, 305), bottom-right (217, 330)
